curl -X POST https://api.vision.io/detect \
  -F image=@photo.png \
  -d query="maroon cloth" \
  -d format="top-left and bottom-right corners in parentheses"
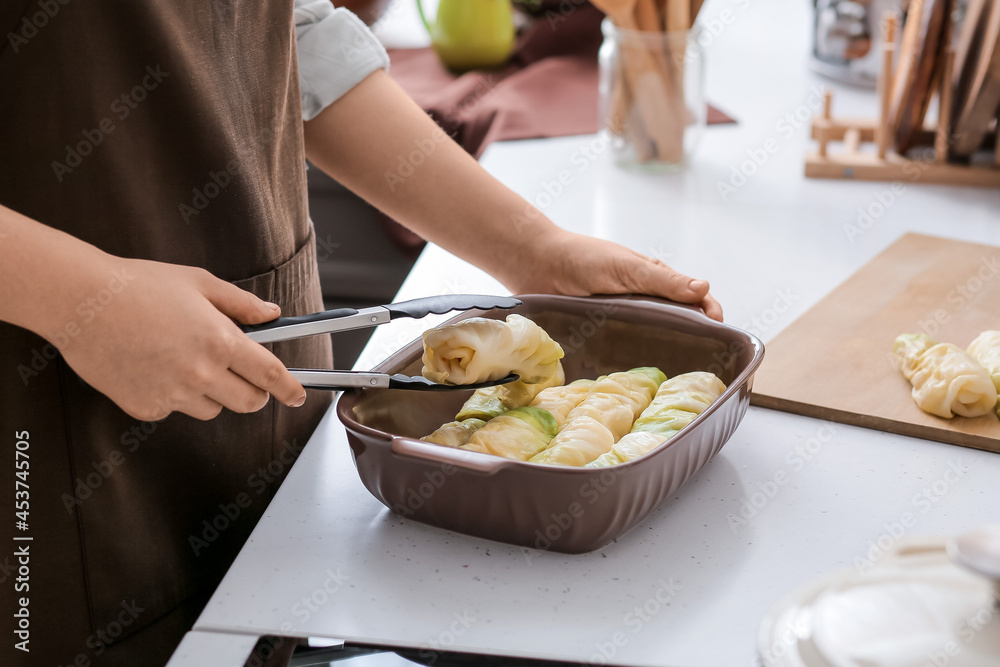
top-left (388, 5), bottom-right (734, 158)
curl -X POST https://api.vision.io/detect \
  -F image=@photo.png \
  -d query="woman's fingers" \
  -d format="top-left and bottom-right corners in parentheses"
top-left (194, 270), bottom-right (308, 408)
top-left (228, 336), bottom-right (307, 407)
top-left (625, 256), bottom-right (723, 322)
top-left (200, 271), bottom-right (281, 325)
top-left (701, 293), bottom-right (724, 322)
top-left (180, 395), bottom-right (226, 421)
top-left (205, 369), bottom-right (272, 414)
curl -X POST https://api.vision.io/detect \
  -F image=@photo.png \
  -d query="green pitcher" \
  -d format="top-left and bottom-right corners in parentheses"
top-left (416, 0), bottom-right (516, 71)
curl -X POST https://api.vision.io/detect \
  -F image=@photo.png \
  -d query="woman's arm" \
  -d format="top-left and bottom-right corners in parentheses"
top-left (302, 70), bottom-right (722, 321)
top-left (0, 204), bottom-right (306, 420)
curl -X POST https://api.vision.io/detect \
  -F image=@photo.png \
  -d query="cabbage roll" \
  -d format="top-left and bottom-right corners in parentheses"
top-left (529, 379), bottom-right (595, 427)
top-left (586, 432), bottom-right (669, 468)
top-left (421, 418), bottom-right (488, 447)
top-left (893, 333), bottom-right (996, 418)
top-left (561, 367), bottom-right (665, 440)
top-left (461, 407), bottom-right (558, 461)
top-left (456, 363), bottom-right (565, 421)
top-left (632, 371), bottom-right (727, 435)
top-left (421, 314), bottom-right (564, 385)
top-left (586, 371), bottom-right (725, 468)
top-left (529, 416), bottom-right (615, 466)
top-left (967, 330), bottom-right (1000, 416)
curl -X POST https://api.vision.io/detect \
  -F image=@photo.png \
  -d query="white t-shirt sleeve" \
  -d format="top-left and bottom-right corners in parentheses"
top-left (294, 1), bottom-right (391, 121)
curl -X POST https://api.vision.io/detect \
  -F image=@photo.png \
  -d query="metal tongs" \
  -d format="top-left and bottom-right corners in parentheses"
top-left (241, 294), bottom-right (522, 391)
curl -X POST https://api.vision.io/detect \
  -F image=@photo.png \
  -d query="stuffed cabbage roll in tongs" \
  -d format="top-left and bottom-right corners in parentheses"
top-left (461, 407), bottom-right (558, 461)
top-left (587, 371), bottom-right (726, 468)
top-left (967, 330), bottom-right (1000, 417)
top-left (893, 333), bottom-right (996, 418)
top-left (530, 367), bottom-right (665, 466)
top-left (421, 314), bottom-right (564, 385)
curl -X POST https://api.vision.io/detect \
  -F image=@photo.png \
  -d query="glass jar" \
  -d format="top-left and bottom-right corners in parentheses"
top-left (598, 20), bottom-right (706, 171)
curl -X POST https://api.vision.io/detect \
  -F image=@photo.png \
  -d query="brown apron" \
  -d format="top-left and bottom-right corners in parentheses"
top-left (0, 1), bottom-right (332, 664)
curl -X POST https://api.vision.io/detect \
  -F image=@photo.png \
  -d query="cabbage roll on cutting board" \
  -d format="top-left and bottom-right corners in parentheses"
top-left (421, 418), bottom-right (488, 447)
top-left (529, 379), bottom-right (595, 428)
top-left (461, 407), bottom-right (558, 461)
top-left (456, 364), bottom-right (565, 421)
top-left (560, 367), bottom-right (666, 441)
top-left (893, 333), bottom-right (996, 418)
top-left (421, 314), bottom-right (564, 385)
top-left (529, 416), bottom-right (615, 466)
top-left (588, 371), bottom-right (726, 468)
top-left (967, 330), bottom-right (1000, 416)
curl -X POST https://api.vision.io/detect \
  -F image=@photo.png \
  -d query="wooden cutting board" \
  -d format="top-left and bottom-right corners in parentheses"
top-left (750, 233), bottom-right (1000, 453)
top-left (890, 0), bottom-right (952, 154)
top-left (951, 0), bottom-right (1000, 156)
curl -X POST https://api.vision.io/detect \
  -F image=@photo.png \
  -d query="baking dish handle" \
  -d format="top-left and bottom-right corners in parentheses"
top-left (390, 438), bottom-right (507, 475)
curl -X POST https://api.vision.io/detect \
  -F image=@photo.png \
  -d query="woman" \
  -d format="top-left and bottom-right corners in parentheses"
top-left (0, 2), bottom-right (720, 665)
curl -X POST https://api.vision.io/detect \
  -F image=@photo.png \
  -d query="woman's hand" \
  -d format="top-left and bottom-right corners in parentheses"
top-left (0, 204), bottom-right (308, 422)
top-left (52, 256), bottom-right (307, 422)
top-left (303, 71), bottom-right (723, 321)
top-left (501, 231), bottom-right (723, 322)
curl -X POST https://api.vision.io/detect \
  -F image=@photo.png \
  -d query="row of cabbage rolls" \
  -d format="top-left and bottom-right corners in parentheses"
top-left (419, 314), bottom-right (727, 467)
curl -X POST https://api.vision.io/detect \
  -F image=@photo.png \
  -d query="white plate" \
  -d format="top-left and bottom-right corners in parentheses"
top-left (757, 539), bottom-right (999, 667)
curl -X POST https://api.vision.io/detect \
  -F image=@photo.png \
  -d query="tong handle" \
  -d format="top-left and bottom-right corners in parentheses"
top-left (241, 308), bottom-right (358, 336)
top-left (386, 295), bottom-right (521, 320)
top-left (241, 295), bottom-right (521, 344)
top-left (288, 370), bottom-right (519, 391)
top-left (241, 306), bottom-right (388, 343)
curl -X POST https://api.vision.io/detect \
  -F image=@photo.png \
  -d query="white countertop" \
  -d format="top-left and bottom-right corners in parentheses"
top-left (180, 0), bottom-right (1000, 665)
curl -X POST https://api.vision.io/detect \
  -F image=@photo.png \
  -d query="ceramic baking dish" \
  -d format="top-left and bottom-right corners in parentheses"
top-left (336, 294), bottom-right (764, 553)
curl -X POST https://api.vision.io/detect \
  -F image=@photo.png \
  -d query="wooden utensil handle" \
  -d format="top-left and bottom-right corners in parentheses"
top-left (612, 11), bottom-right (685, 162)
